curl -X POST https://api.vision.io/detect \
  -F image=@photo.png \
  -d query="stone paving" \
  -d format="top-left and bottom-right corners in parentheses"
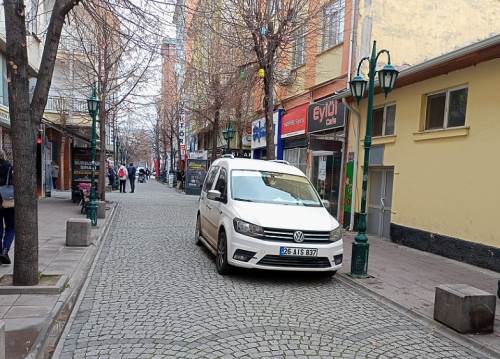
top-left (57, 181), bottom-right (490, 358)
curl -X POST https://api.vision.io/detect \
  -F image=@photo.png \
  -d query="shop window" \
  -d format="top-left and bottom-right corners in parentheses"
top-left (284, 148), bottom-right (307, 174)
top-left (321, 0), bottom-right (345, 52)
top-left (371, 104), bottom-right (396, 137)
top-left (292, 27), bottom-right (305, 68)
top-left (425, 87), bottom-right (468, 130)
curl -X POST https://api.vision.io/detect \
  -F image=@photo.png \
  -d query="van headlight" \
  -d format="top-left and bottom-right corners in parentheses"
top-left (233, 218), bottom-right (264, 238)
top-left (329, 227), bottom-right (343, 242)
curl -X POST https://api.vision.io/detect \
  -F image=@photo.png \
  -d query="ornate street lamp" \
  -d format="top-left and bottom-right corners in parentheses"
top-left (348, 41), bottom-right (399, 278)
top-left (222, 120), bottom-right (235, 154)
top-left (87, 83), bottom-right (100, 226)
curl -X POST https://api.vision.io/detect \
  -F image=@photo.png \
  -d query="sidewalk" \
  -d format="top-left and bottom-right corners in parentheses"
top-left (0, 191), bottom-right (117, 359)
top-left (340, 232), bottom-right (500, 356)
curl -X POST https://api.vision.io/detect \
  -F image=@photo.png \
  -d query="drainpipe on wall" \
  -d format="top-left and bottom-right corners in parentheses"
top-left (343, 98), bottom-right (360, 232)
top-left (345, 0), bottom-right (359, 232)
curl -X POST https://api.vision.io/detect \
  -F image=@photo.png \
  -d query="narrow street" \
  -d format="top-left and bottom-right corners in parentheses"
top-left (56, 181), bottom-right (487, 359)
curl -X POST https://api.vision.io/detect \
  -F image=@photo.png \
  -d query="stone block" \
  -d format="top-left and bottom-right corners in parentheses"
top-left (66, 218), bottom-right (92, 247)
top-left (434, 284), bottom-right (496, 334)
top-left (97, 201), bottom-right (106, 219)
top-left (0, 320), bottom-right (4, 359)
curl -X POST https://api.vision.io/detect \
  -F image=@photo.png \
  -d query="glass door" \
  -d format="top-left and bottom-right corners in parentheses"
top-left (312, 151), bottom-right (342, 218)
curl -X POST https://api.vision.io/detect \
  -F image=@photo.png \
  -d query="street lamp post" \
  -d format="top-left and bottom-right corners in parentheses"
top-left (87, 84), bottom-right (100, 227)
top-left (222, 120), bottom-right (235, 155)
top-left (349, 41), bottom-right (399, 278)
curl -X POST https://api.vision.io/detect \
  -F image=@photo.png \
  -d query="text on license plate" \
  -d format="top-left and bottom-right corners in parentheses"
top-left (279, 247), bottom-right (318, 257)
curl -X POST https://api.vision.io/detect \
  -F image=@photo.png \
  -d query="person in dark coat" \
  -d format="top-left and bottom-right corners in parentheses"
top-left (127, 163), bottom-right (137, 193)
top-left (0, 149), bottom-right (14, 265)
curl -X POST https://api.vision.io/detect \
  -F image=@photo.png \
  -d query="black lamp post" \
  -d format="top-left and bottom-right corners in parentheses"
top-left (349, 41), bottom-right (399, 278)
top-left (87, 84), bottom-right (100, 226)
top-left (222, 120), bottom-right (235, 154)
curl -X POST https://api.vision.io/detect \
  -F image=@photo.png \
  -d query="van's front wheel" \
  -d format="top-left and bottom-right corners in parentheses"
top-left (216, 230), bottom-right (232, 275)
top-left (195, 215), bottom-right (202, 246)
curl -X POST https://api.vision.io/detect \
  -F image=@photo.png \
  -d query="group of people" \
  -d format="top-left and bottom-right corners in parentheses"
top-left (0, 149), bottom-right (14, 265)
top-left (107, 162), bottom-right (151, 193)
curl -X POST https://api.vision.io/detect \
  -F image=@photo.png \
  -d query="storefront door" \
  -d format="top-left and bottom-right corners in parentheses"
top-left (312, 151), bottom-right (342, 218)
top-left (367, 168), bottom-right (394, 238)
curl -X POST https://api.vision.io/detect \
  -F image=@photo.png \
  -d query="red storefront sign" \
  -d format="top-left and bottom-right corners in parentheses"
top-left (281, 104), bottom-right (308, 138)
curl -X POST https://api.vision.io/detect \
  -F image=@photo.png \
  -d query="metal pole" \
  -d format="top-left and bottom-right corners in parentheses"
top-left (351, 40), bottom-right (377, 278)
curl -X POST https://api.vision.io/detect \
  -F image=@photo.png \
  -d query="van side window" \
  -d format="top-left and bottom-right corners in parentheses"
top-left (203, 166), bottom-right (219, 192)
top-left (214, 168), bottom-right (227, 202)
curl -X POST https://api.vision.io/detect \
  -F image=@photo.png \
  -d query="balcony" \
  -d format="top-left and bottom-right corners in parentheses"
top-left (45, 96), bottom-right (88, 114)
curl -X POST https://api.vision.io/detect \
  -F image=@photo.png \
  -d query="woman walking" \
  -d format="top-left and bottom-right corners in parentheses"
top-left (0, 149), bottom-right (14, 264)
top-left (117, 163), bottom-right (128, 193)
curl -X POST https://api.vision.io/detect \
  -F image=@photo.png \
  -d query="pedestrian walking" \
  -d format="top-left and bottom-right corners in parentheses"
top-left (51, 161), bottom-right (59, 190)
top-left (118, 163), bottom-right (128, 193)
top-left (0, 149), bottom-right (14, 265)
top-left (107, 161), bottom-right (116, 191)
top-left (128, 163), bottom-right (137, 193)
top-left (146, 168), bottom-right (151, 180)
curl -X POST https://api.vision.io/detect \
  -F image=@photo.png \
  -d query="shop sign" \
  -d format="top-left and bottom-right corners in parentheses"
top-left (189, 150), bottom-right (208, 160)
top-left (251, 112), bottom-right (279, 149)
top-left (281, 104), bottom-right (308, 138)
top-left (307, 97), bottom-right (345, 133)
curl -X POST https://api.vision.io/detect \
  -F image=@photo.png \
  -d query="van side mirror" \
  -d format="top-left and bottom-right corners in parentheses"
top-left (207, 189), bottom-right (222, 201)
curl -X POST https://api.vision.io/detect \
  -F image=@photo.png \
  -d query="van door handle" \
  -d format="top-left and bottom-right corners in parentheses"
top-left (380, 197), bottom-right (385, 208)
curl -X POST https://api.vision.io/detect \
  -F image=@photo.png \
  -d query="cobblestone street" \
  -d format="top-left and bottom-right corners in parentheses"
top-left (56, 181), bottom-right (489, 359)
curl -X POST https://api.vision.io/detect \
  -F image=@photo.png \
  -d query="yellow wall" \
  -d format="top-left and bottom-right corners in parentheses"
top-left (356, 0), bottom-right (500, 67)
top-left (315, 45), bottom-right (343, 84)
top-left (350, 58), bottom-right (500, 248)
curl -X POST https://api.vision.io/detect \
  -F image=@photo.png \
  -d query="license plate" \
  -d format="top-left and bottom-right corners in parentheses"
top-left (279, 247), bottom-right (318, 257)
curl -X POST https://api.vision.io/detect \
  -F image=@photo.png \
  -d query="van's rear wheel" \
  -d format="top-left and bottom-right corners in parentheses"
top-left (195, 215), bottom-right (202, 246)
top-left (216, 231), bottom-right (232, 275)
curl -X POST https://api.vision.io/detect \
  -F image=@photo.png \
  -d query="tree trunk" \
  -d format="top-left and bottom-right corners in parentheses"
top-left (212, 108), bottom-right (220, 162)
top-left (98, 106), bottom-right (107, 201)
top-left (264, 64), bottom-right (275, 160)
top-left (4, 0), bottom-right (38, 285)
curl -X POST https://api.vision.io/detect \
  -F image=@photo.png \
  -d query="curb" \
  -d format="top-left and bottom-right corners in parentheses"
top-left (50, 202), bottom-right (119, 359)
top-left (337, 273), bottom-right (500, 359)
top-left (23, 202), bottom-right (120, 359)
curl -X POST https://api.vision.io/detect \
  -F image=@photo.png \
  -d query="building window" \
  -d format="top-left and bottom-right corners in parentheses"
top-left (292, 28), bottom-right (305, 68)
top-left (372, 104), bottom-right (396, 137)
top-left (321, 0), bottom-right (345, 52)
top-left (284, 147), bottom-right (307, 174)
top-left (425, 87), bottom-right (468, 130)
top-left (26, 0), bottom-right (38, 35)
top-left (0, 56), bottom-right (8, 107)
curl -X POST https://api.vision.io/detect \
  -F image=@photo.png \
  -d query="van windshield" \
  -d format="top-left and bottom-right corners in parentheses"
top-left (231, 170), bottom-right (322, 207)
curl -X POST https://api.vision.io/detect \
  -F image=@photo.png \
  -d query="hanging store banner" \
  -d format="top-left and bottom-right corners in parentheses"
top-left (281, 103), bottom-right (308, 138)
top-left (251, 112), bottom-right (279, 149)
top-left (307, 97), bottom-right (345, 133)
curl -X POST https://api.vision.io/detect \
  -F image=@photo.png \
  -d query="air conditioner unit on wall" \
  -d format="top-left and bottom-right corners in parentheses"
top-left (275, 69), bottom-right (297, 86)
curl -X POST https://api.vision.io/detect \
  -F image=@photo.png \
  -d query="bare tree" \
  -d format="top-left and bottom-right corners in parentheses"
top-left (219, 0), bottom-right (320, 159)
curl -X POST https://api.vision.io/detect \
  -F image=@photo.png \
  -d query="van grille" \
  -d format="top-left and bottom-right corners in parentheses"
top-left (258, 255), bottom-right (331, 268)
top-left (260, 228), bottom-right (331, 243)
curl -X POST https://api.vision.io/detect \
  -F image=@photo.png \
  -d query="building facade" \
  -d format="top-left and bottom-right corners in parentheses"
top-left (346, 36), bottom-right (500, 272)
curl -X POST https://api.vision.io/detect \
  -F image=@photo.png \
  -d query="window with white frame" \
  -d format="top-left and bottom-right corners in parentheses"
top-left (0, 56), bottom-right (8, 107)
top-left (25, 0), bottom-right (38, 35)
top-left (371, 104), bottom-right (396, 137)
top-left (425, 87), bottom-right (468, 130)
top-left (321, 0), bottom-right (345, 52)
top-left (292, 27), bottom-right (305, 68)
top-left (283, 147), bottom-right (307, 174)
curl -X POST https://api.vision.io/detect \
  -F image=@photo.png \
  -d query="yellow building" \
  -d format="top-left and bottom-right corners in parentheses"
top-left (347, 36), bottom-right (500, 272)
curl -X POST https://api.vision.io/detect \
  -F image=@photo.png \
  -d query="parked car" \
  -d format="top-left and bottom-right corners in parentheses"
top-left (195, 158), bottom-right (343, 275)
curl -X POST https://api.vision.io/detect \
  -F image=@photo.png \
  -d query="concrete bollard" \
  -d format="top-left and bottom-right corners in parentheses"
top-left (97, 201), bottom-right (106, 219)
top-left (434, 284), bottom-right (496, 334)
top-left (0, 320), bottom-right (5, 359)
top-left (66, 218), bottom-right (92, 246)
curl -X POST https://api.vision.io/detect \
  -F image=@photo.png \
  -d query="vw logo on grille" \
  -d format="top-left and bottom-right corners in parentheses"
top-left (293, 231), bottom-right (305, 243)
